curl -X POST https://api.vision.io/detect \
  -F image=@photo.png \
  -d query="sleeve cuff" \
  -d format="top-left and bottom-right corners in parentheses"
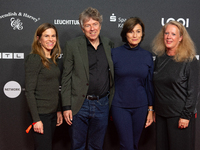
top-left (62, 105), bottom-right (71, 111)
top-left (180, 110), bottom-right (193, 120)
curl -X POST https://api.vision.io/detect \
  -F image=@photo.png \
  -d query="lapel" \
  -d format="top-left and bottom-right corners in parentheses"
top-left (101, 37), bottom-right (114, 81)
top-left (78, 36), bottom-right (89, 80)
top-left (77, 36), bottom-right (114, 83)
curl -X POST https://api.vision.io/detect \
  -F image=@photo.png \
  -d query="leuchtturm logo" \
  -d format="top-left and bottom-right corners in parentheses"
top-left (54, 19), bottom-right (79, 25)
top-left (161, 18), bottom-right (189, 28)
top-left (0, 53), bottom-right (24, 59)
top-left (0, 12), bottom-right (40, 30)
top-left (3, 81), bottom-right (21, 98)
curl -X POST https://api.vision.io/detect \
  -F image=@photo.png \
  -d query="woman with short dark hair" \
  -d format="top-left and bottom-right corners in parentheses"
top-left (111, 17), bottom-right (154, 150)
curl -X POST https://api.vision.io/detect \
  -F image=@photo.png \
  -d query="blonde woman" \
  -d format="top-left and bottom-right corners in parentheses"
top-left (153, 21), bottom-right (199, 150)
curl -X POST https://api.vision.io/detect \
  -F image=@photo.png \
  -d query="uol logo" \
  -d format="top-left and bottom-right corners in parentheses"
top-left (161, 18), bottom-right (189, 28)
top-left (10, 17), bottom-right (23, 30)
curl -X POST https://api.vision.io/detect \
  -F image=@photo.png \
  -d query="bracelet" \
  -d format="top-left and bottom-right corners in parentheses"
top-left (148, 109), bottom-right (154, 111)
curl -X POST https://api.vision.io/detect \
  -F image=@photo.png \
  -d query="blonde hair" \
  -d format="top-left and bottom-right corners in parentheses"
top-left (31, 23), bottom-right (61, 68)
top-left (152, 21), bottom-right (196, 62)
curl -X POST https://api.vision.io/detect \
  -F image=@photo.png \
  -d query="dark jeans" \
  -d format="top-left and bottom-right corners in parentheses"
top-left (111, 105), bottom-right (148, 150)
top-left (70, 96), bottom-right (109, 150)
top-left (33, 112), bottom-right (57, 150)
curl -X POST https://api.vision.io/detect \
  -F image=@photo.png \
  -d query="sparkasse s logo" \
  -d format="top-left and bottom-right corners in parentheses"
top-left (109, 13), bottom-right (127, 28)
top-left (110, 13), bottom-right (116, 22)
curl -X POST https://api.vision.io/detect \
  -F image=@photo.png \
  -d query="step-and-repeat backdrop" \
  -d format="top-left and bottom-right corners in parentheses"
top-left (1, 0), bottom-right (200, 149)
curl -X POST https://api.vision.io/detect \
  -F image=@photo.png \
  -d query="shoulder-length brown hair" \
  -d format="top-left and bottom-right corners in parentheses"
top-left (31, 23), bottom-right (61, 68)
top-left (152, 21), bottom-right (196, 62)
top-left (120, 17), bottom-right (145, 43)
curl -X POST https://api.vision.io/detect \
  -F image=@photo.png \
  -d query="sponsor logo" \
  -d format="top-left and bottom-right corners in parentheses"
top-left (14, 53), bottom-right (24, 59)
top-left (54, 19), bottom-right (79, 25)
top-left (57, 53), bottom-right (63, 59)
top-left (161, 18), bottom-right (189, 28)
top-left (10, 17), bottom-right (23, 30)
top-left (0, 52), bottom-right (61, 60)
top-left (0, 53), bottom-right (24, 59)
top-left (0, 12), bottom-right (40, 30)
top-left (2, 53), bottom-right (12, 59)
top-left (152, 56), bottom-right (156, 61)
top-left (109, 13), bottom-right (126, 28)
top-left (3, 81), bottom-right (21, 98)
top-left (196, 55), bottom-right (199, 60)
top-left (110, 13), bottom-right (116, 22)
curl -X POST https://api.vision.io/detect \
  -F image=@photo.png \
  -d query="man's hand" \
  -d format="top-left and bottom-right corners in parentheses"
top-left (56, 111), bottom-right (63, 126)
top-left (63, 110), bottom-right (73, 125)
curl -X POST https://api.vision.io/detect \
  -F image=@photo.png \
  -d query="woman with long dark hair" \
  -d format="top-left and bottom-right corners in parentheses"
top-left (25, 23), bottom-right (62, 150)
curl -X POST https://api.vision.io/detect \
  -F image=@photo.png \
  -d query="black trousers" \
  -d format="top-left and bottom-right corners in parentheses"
top-left (33, 112), bottom-right (57, 150)
top-left (156, 114), bottom-right (195, 150)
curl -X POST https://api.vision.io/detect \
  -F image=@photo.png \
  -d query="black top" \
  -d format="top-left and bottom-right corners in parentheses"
top-left (153, 53), bottom-right (199, 119)
top-left (25, 54), bottom-right (60, 122)
top-left (86, 37), bottom-right (109, 96)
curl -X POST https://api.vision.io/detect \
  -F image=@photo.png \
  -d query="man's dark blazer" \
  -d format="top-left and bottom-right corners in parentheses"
top-left (61, 35), bottom-right (114, 116)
